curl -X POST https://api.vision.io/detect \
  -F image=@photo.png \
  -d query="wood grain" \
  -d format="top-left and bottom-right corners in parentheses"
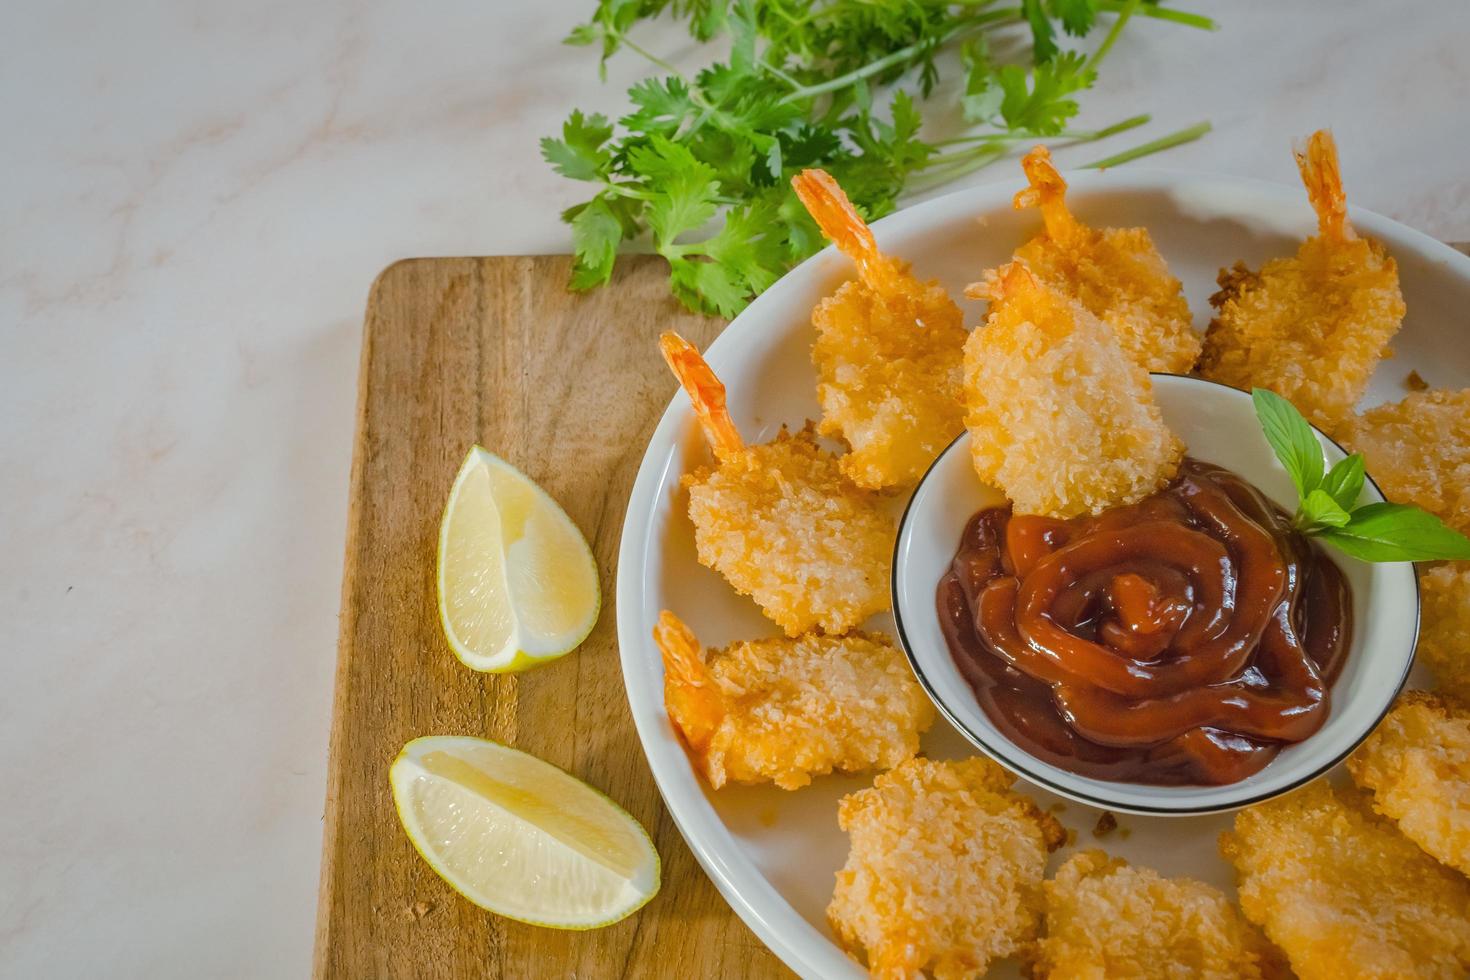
top-left (314, 256), bottom-right (793, 980)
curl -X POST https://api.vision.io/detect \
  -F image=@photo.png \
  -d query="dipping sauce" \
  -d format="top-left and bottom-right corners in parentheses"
top-left (937, 458), bottom-right (1352, 786)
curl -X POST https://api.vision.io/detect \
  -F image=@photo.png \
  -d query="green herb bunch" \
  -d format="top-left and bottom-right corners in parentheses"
top-left (1252, 389), bottom-right (1470, 562)
top-left (542, 0), bottom-right (1215, 318)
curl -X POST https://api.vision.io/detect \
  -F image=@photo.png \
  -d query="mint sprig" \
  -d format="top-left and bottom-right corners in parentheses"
top-left (1251, 388), bottom-right (1470, 562)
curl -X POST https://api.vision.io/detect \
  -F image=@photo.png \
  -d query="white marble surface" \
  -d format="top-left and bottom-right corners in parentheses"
top-left (1, 1), bottom-right (1466, 976)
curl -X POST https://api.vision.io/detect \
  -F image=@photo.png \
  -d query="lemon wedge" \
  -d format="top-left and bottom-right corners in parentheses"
top-left (437, 446), bottom-right (600, 672)
top-left (390, 736), bottom-right (660, 928)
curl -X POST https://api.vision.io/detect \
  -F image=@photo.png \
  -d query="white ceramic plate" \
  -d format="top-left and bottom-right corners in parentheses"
top-left (615, 168), bottom-right (1470, 979)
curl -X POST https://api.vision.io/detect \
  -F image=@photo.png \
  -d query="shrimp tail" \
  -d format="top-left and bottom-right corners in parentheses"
top-left (659, 331), bottom-right (745, 459)
top-left (984, 260), bottom-right (1045, 306)
top-left (1014, 145), bottom-right (1083, 243)
top-left (791, 169), bottom-right (897, 290)
top-left (653, 611), bottom-right (724, 752)
top-left (1295, 129), bottom-right (1355, 242)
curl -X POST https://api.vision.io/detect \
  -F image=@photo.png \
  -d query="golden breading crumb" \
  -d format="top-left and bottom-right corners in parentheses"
top-left (1337, 389), bottom-right (1470, 535)
top-left (828, 756), bottom-right (1064, 979)
top-left (794, 168), bottom-right (968, 491)
top-left (653, 612), bottom-right (934, 790)
top-left (685, 424), bottom-right (893, 635)
top-left (1010, 146), bottom-right (1201, 374)
top-left (962, 262), bottom-right (1183, 518)
top-left (1417, 563), bottom-right (1470, 699)
top-left (1198, 131), bottom-right (1404, 434)
top-left (1220, 780), bottom-right (1470, 980)
top-left (1348, 690), bottom-right (1470, 876)
top-left (1031, 850), bottom-right (1284, 980)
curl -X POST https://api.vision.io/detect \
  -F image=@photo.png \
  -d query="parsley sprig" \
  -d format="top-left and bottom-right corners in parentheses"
top-left (1252, 389), bottom-right (1470, 562)
top-left (543, 0), bottom-right (1215, 317)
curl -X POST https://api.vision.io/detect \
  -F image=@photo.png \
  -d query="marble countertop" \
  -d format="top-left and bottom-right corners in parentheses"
top-left (3, 1), bottom-right (1467, 974)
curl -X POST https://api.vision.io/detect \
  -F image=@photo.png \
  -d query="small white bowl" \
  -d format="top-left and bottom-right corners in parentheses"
top-left (892, 374), bottom-right (1419, 815)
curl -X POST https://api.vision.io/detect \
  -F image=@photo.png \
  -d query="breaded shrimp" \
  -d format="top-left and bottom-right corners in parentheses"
top-left (1338, 388), bottom-right (1470, 535)
top-left (792, 169), bottom-right (968, 490)
top-left (660, 332), bottom-right (893, 635)
top-left (1031, 850), bottom-right (1284, 980)
top-left (1348, 690), bottom-right (1470, 876)
top-left (961, 262), bottom-right (1184, 518)
top-left (1199, 130), bottom-right (1405, 434)
top-left (828, 756), bottom-right (1064, 979)
top-left (1220, 779), bottom-right (1470, 980)
top-left (1008, 146), bottom-right (1200, 374)
top-left (652, 611), bottom-right (934, 790)
top-left (1417, 563), bottom-right (1470, 699)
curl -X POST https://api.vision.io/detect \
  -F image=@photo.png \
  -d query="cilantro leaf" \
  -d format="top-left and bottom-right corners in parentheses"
top-left (540, 110), bottom-right (614, 182)
top-left (568, 196), bottom-right (625, 291)
top-left (1252, 388), bottom-right (1324, 500)
top-left (545, 0), bottom-right (1214, 316)
top-left (1049, 0), bottom-right (1099, 36)
top-left (961, 39), bottom-right (1005, 123)
top-left (1318, 503), bottom-right (1470, 562)
top-left (1022, 0), bottom-right (1060, 63)
top-left (621, 77), bottom-right (695, 136)
top-left (669, 257), bottom-right (748, 317)
top-left (628, 136), bottom-right (721, 247)
top-left (996, 53), bottom-right (1095, 134)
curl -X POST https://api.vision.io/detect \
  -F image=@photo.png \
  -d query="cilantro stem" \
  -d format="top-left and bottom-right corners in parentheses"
top-left (1085, 0), bottom-right (1140, 74)
top-left (618, 35), bottom-right (688, 80)
top-left (933, 113), bottom-right (1150, 150)
top-left (1082, 120), bottom-right (1212, 168)
top-left (1097, 1), bottom-right (1217, 30)
top-left (777, 10), bottom-right (1021, 104)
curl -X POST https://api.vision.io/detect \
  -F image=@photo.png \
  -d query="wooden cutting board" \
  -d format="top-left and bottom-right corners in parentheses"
top-left (314, 256), bottom-right (792, 979)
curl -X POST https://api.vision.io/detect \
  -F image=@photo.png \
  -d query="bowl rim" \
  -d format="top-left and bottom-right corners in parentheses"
top-left (889, 372), bottom-right (1420, 815)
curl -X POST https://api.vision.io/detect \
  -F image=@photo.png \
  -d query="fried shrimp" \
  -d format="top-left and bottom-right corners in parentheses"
top-left (1348, 690), bottom-right (1470, 876)
top-left (961, 262), bottom-right (1183, 518)
top-left (1338, 388), bottom-right (1470, 535)
top-left (1220, 779), bottom-right (1470, 980)
top-left (828, 756), bottom-right (1064, 979)
top-left (1417, 563), bottom-right (1470, 699)
top-left (660, 332), bottom-right (893, 635)
top-left (792, 169), bottom-right (968, 491)
top-left (652, 612), bottom-right (932, 790)
top-left (1031, 850), bottom-right (1284, 980)
top-left (1007, 146), bottom-right (1200, 374)
top-left (1199, 130), bottom-right (1405, 434)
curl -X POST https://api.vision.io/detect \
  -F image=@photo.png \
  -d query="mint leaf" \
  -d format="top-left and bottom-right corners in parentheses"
top-left (1320, 453), bottom-right (1366, 511)
top-left (540, 111), bottom-right (613, 181)
top-left (1318, 503), bottom-right (1470, 562)
top-left (568, 197), bottom-right (624, 291)
top-left (1252, 388), bottom-right (1324, 500)
top-left (1299, 489), bottom-right (1351, 530)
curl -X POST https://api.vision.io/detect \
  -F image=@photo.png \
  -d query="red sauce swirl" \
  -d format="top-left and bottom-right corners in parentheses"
top-left (937, 459), bottom-right (1352, 786)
